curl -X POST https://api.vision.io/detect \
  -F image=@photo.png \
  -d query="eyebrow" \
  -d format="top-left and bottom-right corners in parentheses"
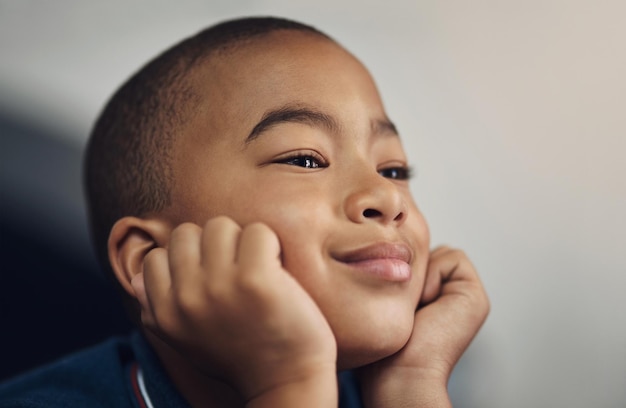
top-left (245, 104), bottom-right (398, 144)
top-left (372, 117), bottom-right (398, 137)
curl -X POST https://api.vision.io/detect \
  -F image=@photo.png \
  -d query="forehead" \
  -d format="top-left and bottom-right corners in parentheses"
top-left (182, 31), bottom-right (387, 145)
top-left (208, 31), bottom-right (362, 90)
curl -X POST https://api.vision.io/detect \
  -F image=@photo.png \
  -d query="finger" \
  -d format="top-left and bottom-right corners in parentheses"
top-left (429, 245), bottom-right (451, 258)
top-left (130, 272), bottom-right (155, 327)
top-left (429, 249), bottom-right (479, 284)
top-left (420, 246), bottom-right (454, 305)
top-left (142, 247), bottom-right (172, 328)
top-left (426, 249), bottom-right (489, 312)
top-left (421, 248), bottom-right (481, 305)
top-left (420, 264), bottom-right (442, 306)
top-left (201, 216), bottom-right (242, 277)
top-left (236, 222), bottom-right (281, 273)
top-left (168, 222), bottom-right (202, 289)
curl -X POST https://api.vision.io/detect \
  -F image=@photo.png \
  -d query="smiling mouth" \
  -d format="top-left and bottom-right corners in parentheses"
top-left (333, 243), bottom-right (412, 282)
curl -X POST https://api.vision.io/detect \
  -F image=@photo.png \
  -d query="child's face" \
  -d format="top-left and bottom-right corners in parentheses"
top-left (163, 32), bottom-right (430, 369)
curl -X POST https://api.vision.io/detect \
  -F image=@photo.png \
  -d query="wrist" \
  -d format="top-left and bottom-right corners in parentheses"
top-left (246, 365), bottom-right (338, 408)
top-left (360, 366), bottom-right (451, 408)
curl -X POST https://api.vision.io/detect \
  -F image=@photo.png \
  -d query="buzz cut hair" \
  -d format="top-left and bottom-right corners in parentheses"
top-left (84, 17), bottom-right (330, 274)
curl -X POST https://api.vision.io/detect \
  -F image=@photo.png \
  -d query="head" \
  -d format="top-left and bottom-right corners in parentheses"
top-left (85, 17), bottom-right (430, 369)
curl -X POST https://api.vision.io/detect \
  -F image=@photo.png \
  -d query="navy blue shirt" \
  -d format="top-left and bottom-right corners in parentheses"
top-left (0, 332), bottom-right (362, 407)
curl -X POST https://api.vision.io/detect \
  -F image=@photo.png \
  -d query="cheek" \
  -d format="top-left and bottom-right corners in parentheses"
top-left (256, 195), bottom-right (341, 304)
top-left (407, 204), bottom-right (431, 300)
top-left (233, 179), bottom-right (334, 257)
top-left (406, 199), bottom-right (431, 255)
top-left (270, 202), bottom-right (332, 278)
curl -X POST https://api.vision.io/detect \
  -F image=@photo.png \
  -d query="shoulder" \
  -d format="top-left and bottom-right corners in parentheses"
top-left (0, 336), bottom-right (136, 408)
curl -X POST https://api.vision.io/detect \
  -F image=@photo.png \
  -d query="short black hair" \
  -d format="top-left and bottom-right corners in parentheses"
top-left (84, 17), bottom-right (330, 275)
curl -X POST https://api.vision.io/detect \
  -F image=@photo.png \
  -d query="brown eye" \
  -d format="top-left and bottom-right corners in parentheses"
top-left (280, 155), bottom-right (326, 169)
top-left (378, 166), bottom-right (413, 180)
top-left (274, 149), bottom-right (328, 169)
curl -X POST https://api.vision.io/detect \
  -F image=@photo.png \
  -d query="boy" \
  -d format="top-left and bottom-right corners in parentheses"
top-left (0, 17), bottom-right (488, 407)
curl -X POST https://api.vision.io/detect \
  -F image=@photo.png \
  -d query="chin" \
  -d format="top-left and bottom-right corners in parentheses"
top-left (333, 309), bottom-right (415, 370)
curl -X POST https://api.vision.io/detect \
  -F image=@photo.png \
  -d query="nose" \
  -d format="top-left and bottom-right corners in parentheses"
top-left (344, 171), bottom-right (408, 226)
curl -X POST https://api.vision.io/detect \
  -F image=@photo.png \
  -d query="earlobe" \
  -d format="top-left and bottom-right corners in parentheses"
top-left (108, 216), bottom-right (171, 298)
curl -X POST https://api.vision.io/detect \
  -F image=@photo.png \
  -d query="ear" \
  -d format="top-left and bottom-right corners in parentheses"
top-left (108, 216), bottom-right (171, 298)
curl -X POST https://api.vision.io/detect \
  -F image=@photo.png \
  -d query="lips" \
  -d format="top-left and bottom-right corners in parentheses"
top-left (334, 243), bottom-right (413, 282)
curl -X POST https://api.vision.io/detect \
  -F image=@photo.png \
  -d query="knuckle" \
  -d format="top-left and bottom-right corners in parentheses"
top-left (430, 245), bottom-right (451, 255)
top-left (243, 222), bottom-right (268, 236)
top-left (144, 247), bottom-right (166, 266)
top-left (244, 222), bottom-right (279, 245)
top-left (172, 222), bottom-right (201, 239)
top-left (174, 290), bottom-right (204, 315)
top-left (459, 257), bottom-right (475, 271)
top-left (206, 216), bottom-right (240, 232)
top-left (236, 272), bottom-right (266, 294)
top-left (449, 248), bottom-right (467, 258)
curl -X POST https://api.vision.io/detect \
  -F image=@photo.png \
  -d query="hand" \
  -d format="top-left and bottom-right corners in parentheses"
top-left (358, 247), bottom-right (490, 408)
top-left (131, 217), bottom-right (337, 404)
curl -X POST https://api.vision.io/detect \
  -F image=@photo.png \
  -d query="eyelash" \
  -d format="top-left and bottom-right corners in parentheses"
top-left (274, 152), bottom-right (413, 180)
top-left (275, 152), bottom-right (328, 169)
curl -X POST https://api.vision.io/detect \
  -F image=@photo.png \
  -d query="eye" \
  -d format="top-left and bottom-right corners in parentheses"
top-left (285, 155), bottom-right (322, 168)
top-left (275, 152), bottom-right (328, 169)
top-left (378, 166), bottom-right (413, 180)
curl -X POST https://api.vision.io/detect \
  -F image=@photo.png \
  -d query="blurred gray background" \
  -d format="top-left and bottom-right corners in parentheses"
top-left (1, 1), bottom-right (625, 407)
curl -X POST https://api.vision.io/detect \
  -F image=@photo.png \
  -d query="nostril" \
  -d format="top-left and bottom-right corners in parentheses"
top-left (393, 212), bottom-right (404, 222)
top-left (363, 208), bottom-right (382, 218)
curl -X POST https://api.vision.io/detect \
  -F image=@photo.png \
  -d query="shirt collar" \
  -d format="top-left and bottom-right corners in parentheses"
top-left (130, 331), bottom-right (190, 408)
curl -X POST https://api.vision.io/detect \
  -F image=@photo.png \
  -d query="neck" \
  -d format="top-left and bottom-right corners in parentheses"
top-left (143, 330), bottom-right (245, 408)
